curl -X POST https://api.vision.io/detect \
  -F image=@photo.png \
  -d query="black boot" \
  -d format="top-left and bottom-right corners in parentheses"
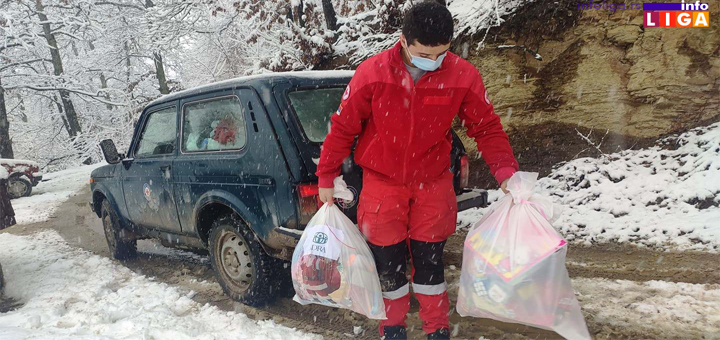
top-left (383, 326), bottom-right (407, 340)
top-left (427, 328), bottom-right (450, 340)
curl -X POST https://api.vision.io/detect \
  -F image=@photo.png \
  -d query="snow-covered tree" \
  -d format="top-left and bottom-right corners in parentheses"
top-left (1, 0), bottom-right (531, 170)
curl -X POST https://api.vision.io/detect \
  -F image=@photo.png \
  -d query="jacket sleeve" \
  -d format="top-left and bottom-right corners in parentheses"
top-left (458, 69), bottom-right (519, 185)
top-left (315, 63), bottom-right (374, 188)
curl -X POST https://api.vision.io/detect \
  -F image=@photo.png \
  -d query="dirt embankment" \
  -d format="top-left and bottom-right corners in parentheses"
top-left (465, 0), bottom-right (720, 139)
top-left (453, 0), bottom-right (720, 189)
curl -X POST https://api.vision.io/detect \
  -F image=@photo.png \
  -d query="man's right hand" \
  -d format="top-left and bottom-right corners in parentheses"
top-left (319, 187), bottom-right (335, 203)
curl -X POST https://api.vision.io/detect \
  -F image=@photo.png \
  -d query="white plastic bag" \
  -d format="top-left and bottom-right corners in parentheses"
top-left (291, 177), bottom-right (386, 319)
top-left (457, 172), bottom-right (590, 340)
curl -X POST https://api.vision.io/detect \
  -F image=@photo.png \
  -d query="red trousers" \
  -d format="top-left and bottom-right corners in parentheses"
top-left (357, 170), bottom-right (457, 335)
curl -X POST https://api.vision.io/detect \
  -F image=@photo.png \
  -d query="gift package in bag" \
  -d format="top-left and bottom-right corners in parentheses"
top-left (457, 172), bottom-right (591, 340)
top-left (291, 177), bottom-right (386, 319)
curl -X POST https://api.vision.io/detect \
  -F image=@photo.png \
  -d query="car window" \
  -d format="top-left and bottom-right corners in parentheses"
top-left (135, 106), bottom-right (177, 157)
top-left (287, 87), bottom-right (344, 143)
top-left (182, 96), bottom-right (247, 152)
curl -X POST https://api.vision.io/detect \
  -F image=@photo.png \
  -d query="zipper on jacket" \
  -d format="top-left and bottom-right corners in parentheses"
top-left (402, 70), bottom-right (425, 184)
top-left (403, 86), bottom-right (415, 184)
top-left (401, 66), bottom-right (436, 184)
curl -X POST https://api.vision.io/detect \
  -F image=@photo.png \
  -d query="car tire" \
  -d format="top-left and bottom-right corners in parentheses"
top-left (101, 200), bottom-right (137, 260)
top-left (208, 215), bottom-right (276, 306)
top-left (7, 175), bottom-right (32, 199)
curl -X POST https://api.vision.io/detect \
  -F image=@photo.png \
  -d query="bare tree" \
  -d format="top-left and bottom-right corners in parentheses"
top-left (34, 0), bottom-right (83, 138)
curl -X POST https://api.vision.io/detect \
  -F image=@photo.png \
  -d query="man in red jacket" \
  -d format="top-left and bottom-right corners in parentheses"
top-left (316, 2), bottom-right (518, 339)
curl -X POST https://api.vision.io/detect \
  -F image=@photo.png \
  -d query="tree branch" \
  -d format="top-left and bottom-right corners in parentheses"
top-left (0, 58), bottom-right (50, 72)
top-left (95, 1), bottom-right (144, 11)
top-left (5, 85), bottom-right (127, 106)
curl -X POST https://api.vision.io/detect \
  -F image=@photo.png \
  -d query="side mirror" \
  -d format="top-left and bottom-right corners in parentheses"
top-left (99, 139), bottom-right (122, 164)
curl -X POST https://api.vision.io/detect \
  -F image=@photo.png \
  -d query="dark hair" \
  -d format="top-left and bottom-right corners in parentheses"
top-left (402, 1), bottom-right (454, 46)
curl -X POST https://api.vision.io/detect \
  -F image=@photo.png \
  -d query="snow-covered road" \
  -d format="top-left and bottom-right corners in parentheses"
top-left (0, 231), bottom-right (318, 340)
top-left (10, 164), bottom-right (103, 225)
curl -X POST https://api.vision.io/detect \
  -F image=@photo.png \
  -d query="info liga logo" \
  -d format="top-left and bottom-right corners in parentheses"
top-left (644, 1), bottom-right (710, 27)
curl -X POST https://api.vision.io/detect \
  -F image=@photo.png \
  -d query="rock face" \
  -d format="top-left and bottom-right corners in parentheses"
top-left (453, 0), bottom-right (719, 189)
top-left (467, 0), bottom-right (720, 141)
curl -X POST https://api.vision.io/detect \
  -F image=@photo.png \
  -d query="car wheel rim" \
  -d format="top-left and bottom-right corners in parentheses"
top-left (8, 180), bottom-right (27, 198)
top-left (102, 212), bottom-right (117, 250)
top-left (219, 230), bottom-right (253, 287)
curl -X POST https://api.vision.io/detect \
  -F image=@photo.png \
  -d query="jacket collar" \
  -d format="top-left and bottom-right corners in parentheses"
top-left (389, 40), bottom-right (453, 73)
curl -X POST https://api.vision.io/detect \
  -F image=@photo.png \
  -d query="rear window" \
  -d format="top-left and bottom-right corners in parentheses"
top-left (287, 87), bottom-right (344, 143)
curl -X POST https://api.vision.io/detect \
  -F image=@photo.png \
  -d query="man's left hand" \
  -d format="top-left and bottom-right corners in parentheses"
top-left (500, 179), bottom-right (509, 194)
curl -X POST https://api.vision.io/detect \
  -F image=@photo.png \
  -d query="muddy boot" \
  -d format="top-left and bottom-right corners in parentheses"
top-left (427, 328), bottom-right (450, 340)
top-left (383, 326), bottom-right (407, 339)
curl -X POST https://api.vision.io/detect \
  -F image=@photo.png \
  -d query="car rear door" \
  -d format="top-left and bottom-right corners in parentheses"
top-left (172, 88), bottom-right (292, 238)
top-left (121, 104), bottom-right (182, 232)
top-left (272, 81), bottom-right (366, 221)
top-left (274, 77), bottom-right (488, 223)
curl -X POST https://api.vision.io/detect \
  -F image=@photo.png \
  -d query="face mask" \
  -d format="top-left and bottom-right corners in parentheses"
top-left (404, 41), bottom-right (447, 71)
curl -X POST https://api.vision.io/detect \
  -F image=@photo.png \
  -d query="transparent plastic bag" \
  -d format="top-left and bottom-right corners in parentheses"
top-left (457, 172), bottom-right (590, 340)
top-left (291, 177), bottom-right (386, 319)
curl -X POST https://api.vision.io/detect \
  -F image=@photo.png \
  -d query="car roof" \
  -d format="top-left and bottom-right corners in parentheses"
top-left (147, 70), bottom-right (355, 108)
top-left (0, 158), bottom-right (40, 167)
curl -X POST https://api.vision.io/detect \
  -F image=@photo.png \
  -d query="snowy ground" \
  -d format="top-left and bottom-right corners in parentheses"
top-left (10, 164), bottom-right (104, 225)
top-left (0, 232), bottom-right (319, 340)
top-left (460, 121), bottom-right (720, 252)
top-left (1, 164), bottom-right (317, 339)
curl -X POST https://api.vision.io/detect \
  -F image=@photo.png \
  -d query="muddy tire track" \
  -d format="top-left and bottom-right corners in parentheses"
top-left (445, 231), bottom-right (720, 285)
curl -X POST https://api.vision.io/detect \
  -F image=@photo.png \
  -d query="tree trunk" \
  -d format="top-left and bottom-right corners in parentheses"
top-left (123, 40), bottom-right (132, 86)
top-left (52, 94), bottom-right (71, 138)
top-left (0, 77), bottom-right (14, 159)
top-left (35, 0), bottom-right (82, 138)
top-left (100, 73), bottom-right (113, 110)
top-left (153, 52), bottom-right (170, 95)
top-left (320, 0), bottom-right (337, 31)
top-left (294, 0), bottom-right (305, 27)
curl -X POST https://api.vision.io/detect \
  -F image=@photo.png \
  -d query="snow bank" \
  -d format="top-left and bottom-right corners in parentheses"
top-left (11, 164), bottom-right (103, 225)
top-left (0, 231), bottom-right (319, 340)
top-left (460, 122), bottom-right (720, 251)
top-left (540, 122), bottom-right (720, 251)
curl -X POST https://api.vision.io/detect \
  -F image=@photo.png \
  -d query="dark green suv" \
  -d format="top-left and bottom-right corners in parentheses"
top-left (90, 71), bottom-right (487, 306)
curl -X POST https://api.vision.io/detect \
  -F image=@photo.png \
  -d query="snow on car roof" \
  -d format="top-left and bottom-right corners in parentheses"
top-left (0, 158), bottom-right (40, 167)
top-left (147, 70), bottom-right (355, 108)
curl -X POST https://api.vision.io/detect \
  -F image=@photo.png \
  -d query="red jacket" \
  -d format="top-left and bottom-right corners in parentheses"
top-left (316, 41), bottom-right (518, 188)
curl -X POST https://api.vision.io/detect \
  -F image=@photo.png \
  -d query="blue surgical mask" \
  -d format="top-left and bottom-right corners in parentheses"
top-left (406, 48), bottom-right (446, 71)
